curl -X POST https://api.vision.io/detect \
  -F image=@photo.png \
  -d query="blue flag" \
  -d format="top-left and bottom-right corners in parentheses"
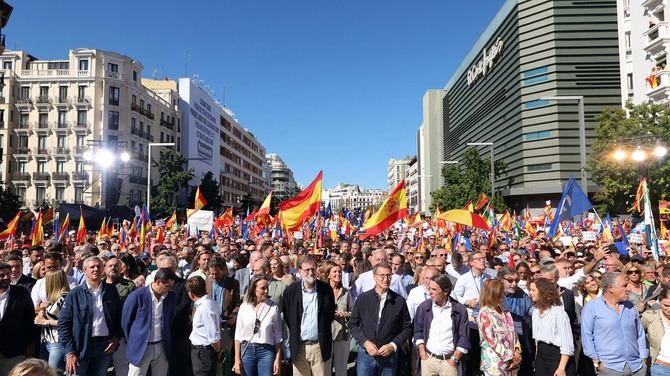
top-left (548, 176), bottom-right (593, 237)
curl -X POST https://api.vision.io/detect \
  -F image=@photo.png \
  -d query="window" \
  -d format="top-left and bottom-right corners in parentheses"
top-left (55, 187), bottom-right (65, 202)
top-left (16, 187), bottom-right (25, 204)
top-left (131, 118), bottom-right (136, 132)
top-left (140, 99), bottom-right (144, 111)
top-left (77, 110), bottom-right (87, 125)
top-left (78, 59), bottom-right (89, 71)
top-left (56, 160), bottom-right (64, 173)
top-left (38, 136), bottom-right (47, 150)
top-left (76, 135), bottom-right (85, 147)
top-left (109, 86), bottom-right (120, 106)
top-left (522, 66), bottom-right (549, 86)
top-left (37, 161), bottom-right (46, 173)
top-left (625, 32), bottom-right (631, 50)
top-left (160, 132), bottom-right (164, 142)
top-left (39, 87), bottom-right (49, 100)
top-left (132, 95), bottom-right (136, 107)
top-left (0, 109), bottom-right (4, 124)
top-left (17, 161), bottom-right (26, 173)
top-left (2, 61), bottom-right (11, 70)
top-left (108, 135), bottom-right (118, 143)
top-left (526, 130), bottom-right (552, 140)
top-left (75, 161), bottom-right (84, 172)
top-left (18, 135), bottom-right (28, 147)
top-left (74, 186), bottom-right (84, 203)
top-left (523, 99), bottom-right (549, 110)
top-left (527, 163), bottom-right (552, 172)
top-left (38, 113), bottom-right (48, 127)
top-left (57, 135), bottom-right (67, 148)
top-left (146, 125), bottom-right (151, 136)
top-left (59, 86), bottom-right (68, 101)
top-left (107, 63), bottom-right (118, 73)
top-left (78, 86), bottom-right (86, 100)
top-left (58, 111), bottom-right (67, 127)
top-left (147, 104), bottom-right (151, 114)
top-left (133, 70), bottom-right (138, 81)
top-left (627, 73), bottom-right (634, 91)
top-left (108, 111), bottom-right (119, 130)
top-left (20, 86), bottom-right (29, 99)
top-left (140, 121), bottom-right (144, 133)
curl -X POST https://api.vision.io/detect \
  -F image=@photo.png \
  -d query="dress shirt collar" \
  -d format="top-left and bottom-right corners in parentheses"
top-left (432, 299), bottom-right (451, 310)
top-left (85, 280), bottom-right (102, 293)
top-left (194, 295), bottom-right (208, 308)
top-left (150, 284), bottom-right (165, 303)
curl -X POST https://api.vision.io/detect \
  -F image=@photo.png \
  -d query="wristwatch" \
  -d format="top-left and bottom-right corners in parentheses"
top-left (593, 360), bottom-right (600, 369)
top-left (450, 355), bottom-right (459, 362)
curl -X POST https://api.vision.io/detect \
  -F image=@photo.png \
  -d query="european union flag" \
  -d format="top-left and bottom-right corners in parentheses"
top-left (548, 176), bottom-right (593, 237)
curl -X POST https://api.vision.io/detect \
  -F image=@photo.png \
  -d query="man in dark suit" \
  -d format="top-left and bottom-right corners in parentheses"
top-left (282, 255), bottom-right (335, 376)
top-left (234, 250), bottom-right (262, 294)
top-left (122, 268), bottom-right (177, 376)
top-left (349, 262), bottom-right (412, 375)
top-left (0, 262), bottom-right (35, 374)
top-left (58, 256), bottom-right (122, 376)
top-left (206, 256), bottom-right (240, 374)
top-left (170, 273), bottom-right (194, 376)
top-left (7, 254), bottom-right (36, 292)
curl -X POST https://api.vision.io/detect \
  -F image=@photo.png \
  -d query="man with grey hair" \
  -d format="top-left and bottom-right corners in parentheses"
top-left (234, 250), bottom-right (262, 294)
top-left (541, 263), bottom-right (577, 332)
top-left (351, 248), bottom-right (408, 303)
top-left (581, 272), bottom-right (648, 376)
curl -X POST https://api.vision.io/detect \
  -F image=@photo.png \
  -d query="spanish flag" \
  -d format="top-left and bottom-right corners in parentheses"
top-left (464, 200), bottom-right (474, 213)
top-left (256, 192), bottom-right (272, 225)
top-left (194, 185), bottom-right (207, 210)
top-left (76, 208), bottom-right (87, 245)
top-left (31, 210), bottom-right (44, 246)
top-left (166, 210), bottom-right (177, 229)
top-left (0, 211), bottom-right (21, 240)
top-left (475, 193), bottom-right (489, 212)
top-left (360, 180), bottom-right (408, 238)
top-left (279, 171), bottom-right (323, 231)
top-left (98, 217), bottom-right (107, 238)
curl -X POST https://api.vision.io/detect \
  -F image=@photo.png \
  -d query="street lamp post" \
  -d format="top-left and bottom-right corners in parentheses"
top-left (146, 142), bottom-right (175, 215)
top-left (467, 142), bottom-right (495, 198)
top-left (541, 95), bottom-right (587, 196)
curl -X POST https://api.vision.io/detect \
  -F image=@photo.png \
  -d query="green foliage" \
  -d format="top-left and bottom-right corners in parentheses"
top-left (151, 151), bottom-right (194, 218)
top-left (0, 185), bottom-right (21, 222)
top-left (430, 147), bottom-right (509, 214)
top-left (589, 102), bottom-right (670, 214)
top-left (192, 171), bottom-right (222, 212)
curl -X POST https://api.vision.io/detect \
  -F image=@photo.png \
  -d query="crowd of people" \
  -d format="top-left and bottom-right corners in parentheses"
top-left (0, 222), bottom-right (668, 376)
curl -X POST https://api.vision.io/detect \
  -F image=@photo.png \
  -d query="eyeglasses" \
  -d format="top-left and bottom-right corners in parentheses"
top-left (376, 274), bottom-right (392, 280)
top-left (503, 278), bottom-right (519, 283)
top-left (627, 270), bottom-right (641, 275)
top-left (471, 257), bottom-right (484, 262)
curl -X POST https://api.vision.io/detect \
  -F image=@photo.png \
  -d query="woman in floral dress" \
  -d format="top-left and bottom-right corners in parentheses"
top-left (477, 279), bottom-right (522, 376)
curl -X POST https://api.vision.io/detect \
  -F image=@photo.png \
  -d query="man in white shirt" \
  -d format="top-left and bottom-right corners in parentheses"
top-left (445, 251), bottom-right (469, 280)
top-left (351, 248), bottom-right (407, 303)
top-left (32, 252), bottom-right (79, 310)
top-left (556, 248), bottom-right (605, 292)
top-left (186, 276), bottom-right (221, 376)
top-left (406, 267), bottom-right (439, 321)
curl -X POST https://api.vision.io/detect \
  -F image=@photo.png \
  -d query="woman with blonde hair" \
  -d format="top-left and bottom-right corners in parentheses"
top-left (8, 358), bottom-right (57, 376)
top-left (478, 279), bottom-right (521, 375)
top-left (34, 269), bottom-right (70, 370)
top-left (32, 261), bottom-right (46, 280)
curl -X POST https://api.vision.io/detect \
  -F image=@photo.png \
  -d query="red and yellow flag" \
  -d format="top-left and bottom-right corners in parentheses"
top-left (475, 193), bottom-right (489, 212)
top-left (166, 210), bottom-right (177, 230)
top-left (0, 211), bottom-right (21, 240)
top-left (31, 211), bottom-right (43, 246)
top-left (361, 180), bottom-right (408, 238)
top-left (98, 217), bottom-right (107, 238)
top-left (220, 208), bottom-right (234, 226)
top-left (57, 213), bottom-right (70, 243)
top-left (464, 200), bottom-right (474, 213)
top-left (194, 185), bottom-right (207, 210)
top-left (76, 208), bottom-right (87, 245)
top-left (279, 171), bottom-right (323, 231)
top-left (256, 192), bottom-right (273, 225)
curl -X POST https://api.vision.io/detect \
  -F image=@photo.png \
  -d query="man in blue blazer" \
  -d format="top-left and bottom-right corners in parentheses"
top-left (58, 256), bottom-right (122, 376)
top-left (122, 268), bottom-right (177, 376)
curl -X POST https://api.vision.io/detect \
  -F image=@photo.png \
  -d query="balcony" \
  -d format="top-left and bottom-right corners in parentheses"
top-left (647, 70), bottom-right (670, 102)
top-left (52, 172), bottom-right (69, 183)
top-left (644, 21), bottom-right (670, 58)
top-left (77, 70), bottom-right (90, 77)
top-left (128, 175), bottom-right (145, 185)
top-left (14, 123), bottom-right (31, 135)
top-left (74, 96), bottom-right (91, 108)
top-left (160, 119), bottom-right (175, 130)
top-left (14, 147), bottom-right (30, 158)
top-left (15, 97), bottom-right (32, 109)
top-left (34, 148), bottom-right (50, 158)
top-left (72, 171), bottom-right (89, 182)
top-left (133, 152), bottom-right (146, 161)
top-left (131, 103), bottom-right (141, 113)
top-left (105, 70), bottom-right (122, 80)
top-left (53, 96), bottom-right (71, 108)
top-left (54, 123), bottom-right (70, 134)
top-left (643, 0), bottom-right (664, 13)
top-left (73, 145), bottom-right (87, 155)
top-left (21, 69), bottom-right (70, 78)
top-left (33, 122), bottom-right (51, 134)
top-left (145, 111), bottom-right (154, 120)
top-left (74, 121), bottom-right (90, 134)
top-left (146, 133), bottom-right (154, 142)
top-left (12, 172), bottom-right (30, 182)
top-left (52, 146), bottom-right (70, 156)
top-left (32, 172), bottom-right (50, 182)
top-left (34, 96), bottom-right (51, 108)
top-left (131, 127), bottom-right (145, 138)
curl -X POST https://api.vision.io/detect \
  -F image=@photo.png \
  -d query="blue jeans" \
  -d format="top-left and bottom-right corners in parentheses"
top-left (46, 342), bottom-right (66, 371)
top-left (651, 364), bottom-right (670, 376)
top-left (356, 346), bottom-right (398, 376)
top-left (77, 337), bottom-right (113, 376)
top-left (241, 342), bottom-right (276, 376)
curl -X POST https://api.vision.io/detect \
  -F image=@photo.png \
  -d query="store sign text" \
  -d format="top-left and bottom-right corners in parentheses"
top-left (466, 37), bottom-right (504, 86)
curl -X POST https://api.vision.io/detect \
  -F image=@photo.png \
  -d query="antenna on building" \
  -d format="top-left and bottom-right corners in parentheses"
top-left (151, 69), bottom-right (158, 80)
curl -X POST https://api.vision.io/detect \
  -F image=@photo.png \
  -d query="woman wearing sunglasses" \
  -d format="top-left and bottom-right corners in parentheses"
top-left (233, 275), bottom-right (283, 376)
top-left (624, 263), bottom-right (648, 307)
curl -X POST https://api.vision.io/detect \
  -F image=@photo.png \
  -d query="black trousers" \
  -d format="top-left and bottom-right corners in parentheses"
top-left (535, 342), bottom-right (575, 376)
top-left (465, 326), bottom-right (481, 376)
top-left (170, 336), bottom-right (194, 376)
top-left (191, 345), bottom-right (217, 376)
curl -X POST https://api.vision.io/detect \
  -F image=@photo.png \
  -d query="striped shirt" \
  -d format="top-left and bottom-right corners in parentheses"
top-left (532, 305), bottom-right (574, 356)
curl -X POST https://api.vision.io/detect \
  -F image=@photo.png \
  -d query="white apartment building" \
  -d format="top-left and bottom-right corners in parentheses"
top-left (0, 48), bottom-right (180, 208)
top-left (387, 156), bottom-right (412, 192)
top-left (417, 89), bottom-right (446, 215)
top-left (406, 156), bottom-right (419, 214)
top-left (322, 183), bottom-right (386, 212)
top-left (617, 0), bottom-right (670, 103)
top-left (266, 153), bottom-right (297, 202)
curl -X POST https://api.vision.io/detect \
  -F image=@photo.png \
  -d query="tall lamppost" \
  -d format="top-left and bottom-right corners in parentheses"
top-left (467, 142), bottom-right (495, 198)
top-left (146, 142), bottom-right (175, 215)
top-left (540, 95), bottom-right (587, 196)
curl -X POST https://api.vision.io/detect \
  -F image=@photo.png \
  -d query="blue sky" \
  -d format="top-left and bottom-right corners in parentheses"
top-left (7, 0), bottom-right (501, 190)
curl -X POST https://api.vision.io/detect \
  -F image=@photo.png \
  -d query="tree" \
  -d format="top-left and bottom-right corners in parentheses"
top-left (150, 150), bottom-right (194, 218)
top-left (190, 171), bottom-right (222, 212)
top-left (589, 102), bottom-right (670, 215)
top-left (0, 185), bottom-right (21, 222)
top-left (431, 147), bottom-right (508, 213)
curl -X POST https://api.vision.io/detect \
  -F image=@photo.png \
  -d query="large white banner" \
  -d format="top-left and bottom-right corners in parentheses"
top-left (187, 209), bottom-right (214, 236)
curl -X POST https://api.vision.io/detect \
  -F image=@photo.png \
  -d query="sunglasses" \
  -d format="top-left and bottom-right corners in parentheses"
top-left (503, 278), bottom-right (519, 283)
top-left (415, 255), bottom-right (425, 259)
top-left (531, 270), bottom-right (542, 275)
top-left (627, 270), bottom-right (640, 275)
top-left (254, 319), bottom-right (261, 334)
